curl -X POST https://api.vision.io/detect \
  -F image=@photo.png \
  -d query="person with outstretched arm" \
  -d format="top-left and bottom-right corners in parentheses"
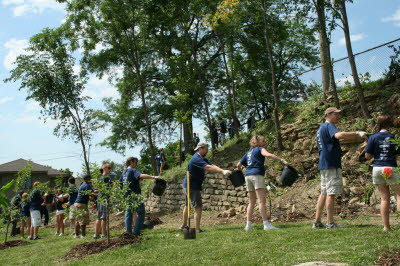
top-left (313, 107), bottom-right (367, 229)
top-left (237, 135), bottom-right (288, 231)
top-left (181, 142), bottom-right (232, 233)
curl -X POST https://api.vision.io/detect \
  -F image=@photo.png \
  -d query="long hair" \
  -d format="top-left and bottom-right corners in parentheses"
top-left (249, 135), bottom-right (264, 147)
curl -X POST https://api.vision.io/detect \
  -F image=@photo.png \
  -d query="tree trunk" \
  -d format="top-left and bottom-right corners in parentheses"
top-left (338, 0), bottom-right (370, 118)
top-left (315, 0), bottom-right (330, 99)
top-left (326, 46), bottom-right (340, 108)
top-left (107, 200), bottom-right (110, 245)
top-left (183, 119), bottom-right (194, 155)
top-left (5, 214), bottom-right (10, 244)
top-left (261, 0), bottom-right (284, 151)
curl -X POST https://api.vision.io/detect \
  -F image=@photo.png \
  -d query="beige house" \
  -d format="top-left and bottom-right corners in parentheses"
top-left (0, 158), bottom-right (70, 198)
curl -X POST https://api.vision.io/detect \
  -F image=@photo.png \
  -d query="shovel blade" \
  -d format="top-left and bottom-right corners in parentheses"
top-left (183, 228), bottom-right (196, 239)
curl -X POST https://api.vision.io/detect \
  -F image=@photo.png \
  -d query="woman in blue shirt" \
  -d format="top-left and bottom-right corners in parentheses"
top-left (365, 114), bottom-right (400, 231)
top-left (237, 135), bottom-right (288, 231)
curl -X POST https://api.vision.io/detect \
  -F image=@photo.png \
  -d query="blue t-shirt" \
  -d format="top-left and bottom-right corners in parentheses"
top-left (365, 131), bottom-right (399, 167)
top-left (30, 189), bottom-right (43, 211)
top-left (75, 182), bottom-right (94, 204)
top-left (317, 122), bottom-right (342, 170)
top-left (183, 152), bottom-right (211, 190)
top-left (120, 168), bottom-right (142, 195)
top-left (67, 185), bottom-right (78, 205)
top-left (155, 152), bottom-right (166, 165)
top-left (20, 200), bottom-right (31, 217)
top-left (240, 146), bottom-right (266, 176)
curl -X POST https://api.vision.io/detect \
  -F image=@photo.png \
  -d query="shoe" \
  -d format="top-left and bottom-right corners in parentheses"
top-left (263, 223), bottom-right (279, 230)
top-left (383, 227), bottom-right (391, 232)
top-left (93, 234), bottom-right (100, 239)
top-left (179, 225), bottom-right (188, 231)
top-left (55, 232), bottom-right (60, 236)
top-left (195, 229), bottom-right (204, 233)
top-left (28, 237), bottom-right (34, 240)
top-left (74, 235), bottom-right (80, 239)
top-left (244, 223), bottom-right (253, 232)
top-left (312, 221), bottom-right (325, 229)
top-left (326, 222), bottom-right (344, 229)
top-left (80, 235), bottom-right (88, 238)
top-left (33, 237), bottom-right (39, 240)
top-left (58, 233), bottom-right (64, 237)
top-left (100, 235), bottom-right (107, 239)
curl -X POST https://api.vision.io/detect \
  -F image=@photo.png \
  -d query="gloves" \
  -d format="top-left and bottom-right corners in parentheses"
top-left (222, 170), bottom-right (232, 176)
top-left (356, 131), bottom-right (368, 139)
top-left (280, 159), bottom-right (289, 165)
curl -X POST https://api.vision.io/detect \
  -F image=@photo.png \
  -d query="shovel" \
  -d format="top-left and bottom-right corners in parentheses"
top-left (183, 171), bottom-right (196, 240)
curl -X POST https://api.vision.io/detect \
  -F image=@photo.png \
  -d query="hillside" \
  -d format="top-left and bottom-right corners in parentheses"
top-left (161, 79), bottom-right (400, 219)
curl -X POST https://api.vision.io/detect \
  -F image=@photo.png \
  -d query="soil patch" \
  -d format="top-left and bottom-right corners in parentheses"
top-left (0, 240), bottom-right (27, 250)
top-left (375, 249), bottom-right (400, 265)
top-left (62, 232), bottom-right (142, 261)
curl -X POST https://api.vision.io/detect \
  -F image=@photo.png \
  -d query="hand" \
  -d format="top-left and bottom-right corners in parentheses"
top-left (222, 170), bottom-right (232, 176)
top-left (280, 159), bottom-right (289, 165)
top-left (153, 176), bottom-right (160, 180)
top-left (356, 131), bottom-right (368, 139)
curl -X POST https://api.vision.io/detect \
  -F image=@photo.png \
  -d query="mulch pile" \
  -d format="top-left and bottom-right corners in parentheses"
top-left (0, 240), bottom-right (27, 250)
top-left (62, 232), bottom-right (142, 261)
top-left (375, 249), bottom-right (400, 265)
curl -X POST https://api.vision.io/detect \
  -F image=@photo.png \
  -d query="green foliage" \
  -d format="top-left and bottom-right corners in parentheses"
top-left (360, 184), bottom-right (375, 204)
top-left (14, 162), bottom-right (32, 192)
top-left (385, 45), bottom-right (400, 82)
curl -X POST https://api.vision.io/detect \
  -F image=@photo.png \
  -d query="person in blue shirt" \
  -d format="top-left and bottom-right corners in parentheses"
top-left (121, 157), bottom-right (159, 236)
top-left (181, 142), bottom-right (231, 233)
top-left (53, 187), bottom-right (66, 236)
top-left (365, 114), bottom-right (400, 231)
top-left (20, 192), bottom-right (31, 238)
top-left (313, 107), bottom-right (367, 229)
top-left (94, 163), bottom-right (113, 239)
top-left (155, 148), bottom-right (167, 175)
top-left (237, 135), bottom-right (288, 231)
top-left (29, 181), bottom-right (44, 240)
top-left (10, 192), bottom-right (23, 237)
top-left (218, 117), bottom-right (227, 145)
top-left (67, 178), bottom-right (78, 231)
top-left (74, 175), bottom-right (95, 238)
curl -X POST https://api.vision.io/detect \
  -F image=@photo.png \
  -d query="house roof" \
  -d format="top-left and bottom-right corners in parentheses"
top-left (0, 159), bottom-right (70, 177)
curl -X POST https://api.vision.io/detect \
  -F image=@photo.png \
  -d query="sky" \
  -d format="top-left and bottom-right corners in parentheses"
top-left (0, 0), bottom-right (399, 176)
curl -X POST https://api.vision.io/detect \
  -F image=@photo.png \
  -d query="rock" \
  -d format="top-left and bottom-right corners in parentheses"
top-left (350, 186), bottom-right (364, 195)
top-left (387, 94), bottom-right (400, 114)
top-left (348, 197), bottom-right (359, 205)
top-left (301, 139), bottom-right (311, 151)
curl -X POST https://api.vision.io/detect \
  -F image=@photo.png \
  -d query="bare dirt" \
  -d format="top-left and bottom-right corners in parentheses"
top-left (375, 249), bottom-right (400, 265)
top-left (0, 240), bottom-right (27, 250)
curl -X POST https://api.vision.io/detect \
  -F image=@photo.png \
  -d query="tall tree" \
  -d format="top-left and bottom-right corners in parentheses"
top-left (5, 29), bottom-right (97, 174)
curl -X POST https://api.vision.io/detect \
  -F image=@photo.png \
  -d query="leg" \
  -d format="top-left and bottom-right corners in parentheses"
top-left (377, 184), bottom-right (391, 230)
top-left (95, 219), bottom-right (101, 236)
top-left (315, 194), bottom-right (327, 222)
top-left (255, 188), bottom-right (268, 221)
top-left (60, 213), bottom-right (65, 234)
top-left (26, 220), bottom-right (31, 237)
top-left (326, 195), bottom-right (336, 224)
top-left (101, 220), bottom-right (107, 236)
top-left (81, 225), bottom-right (87, 236)
top-left (182, 206), bottom-right (188, 227)
top-left (132, 212), bottom-right (137, 229)
top-left (133, 203), bottom-right (145, 236)
top-left (391, 185), bottom-right (400, 212)
top-left (20, 220), bottom-right (25, 238)
top-left (56, 215), bottom-right (60, 234)
top-left (246, 191), bottom-right (257, 222)
top-left (125, 208), bottom-right (133, 233)
top-left (194, 206), bottom-right (202, 230)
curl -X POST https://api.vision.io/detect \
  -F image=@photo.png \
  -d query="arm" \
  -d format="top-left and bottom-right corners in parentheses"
top-left (139, 174), bottom-right (159, 180)
top-left (334, 131), bottom-right (367, 140)
top-left (236, 162), bottom-right (243, 169)
top-left (204, 164), bottom-right (230, 175)
top-left (365, 152), bottom-right (373, 160)
top-left (261, 148), bottom-right (288, 164)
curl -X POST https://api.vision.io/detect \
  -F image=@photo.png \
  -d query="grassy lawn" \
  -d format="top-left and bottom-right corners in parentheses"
top-left (1, 217), bottom-right (399, 265)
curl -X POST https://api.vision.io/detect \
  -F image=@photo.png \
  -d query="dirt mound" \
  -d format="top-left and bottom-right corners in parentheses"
top-left (375, 249), bottom-right (400, 265)
top-left (0, 240), bottom-right (27, 250)
top-left (62, 232), bottom-right (142, 261)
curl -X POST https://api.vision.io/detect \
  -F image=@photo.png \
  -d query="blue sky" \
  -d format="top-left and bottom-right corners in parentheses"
top-left (0, 0), bottom-right (399, 176)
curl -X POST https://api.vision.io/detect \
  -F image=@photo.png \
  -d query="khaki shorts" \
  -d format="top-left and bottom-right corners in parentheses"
top-left (69, 205), bottom-right (76, 220)
top-left (320, 169), bottom-right (343, 195)
top-left (30, 210), bottom-right (41, 227)
top-left (74, 203), bottom-right (90, 225)
top-left (372, 166), bottom-right (400, 185)
top-left (245, 175), bottom-right (266, 192)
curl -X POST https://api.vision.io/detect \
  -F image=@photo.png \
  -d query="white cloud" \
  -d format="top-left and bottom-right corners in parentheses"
top-left (0, 96), bottom-right (13, 104)
top-left (24, 101), bottom-right (40, 111)
top-left (2, 0), bottom-right (64, 17)
top-left (382, 7), bottom-right (400, 22)
top-left (338, 33), bottom-right (367, 46)
top-left (15, 116), bottom-right (37, 123)
top-left (3, 38), bottom-right (29, 70)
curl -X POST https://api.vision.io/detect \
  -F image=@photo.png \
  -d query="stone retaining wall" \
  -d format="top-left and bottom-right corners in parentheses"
top-left (145, 173), bottom-right (248, 213)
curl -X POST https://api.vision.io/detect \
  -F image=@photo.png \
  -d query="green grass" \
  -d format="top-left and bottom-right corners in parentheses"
top-left (1, 218), bottom-right (399, 265)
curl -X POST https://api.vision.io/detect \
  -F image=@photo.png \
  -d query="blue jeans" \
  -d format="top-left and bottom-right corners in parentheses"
top-left (125, 203), bottom-right (145, 235)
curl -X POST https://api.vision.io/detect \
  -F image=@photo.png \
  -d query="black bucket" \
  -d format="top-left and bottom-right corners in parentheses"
top-left (229, 170), bottom-right (245, 187)
top-left (183, 227), bottom-right (196, 239)
top-left (279, 165), bottom-right (299, 187)
top-left (152, 179), bottom-right (167, 196)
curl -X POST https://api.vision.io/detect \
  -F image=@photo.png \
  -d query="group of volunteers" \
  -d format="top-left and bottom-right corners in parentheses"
top-left (8, 107), bottom-right (400, 241)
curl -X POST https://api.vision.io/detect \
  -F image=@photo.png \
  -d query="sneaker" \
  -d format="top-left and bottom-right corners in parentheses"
top-left (93, 234), bottom-right (100, 239)
top-left (195, 229), bottom-right (204, 233)
top-left (28, 237), bottom-right (34, 240)
top-left (80, 235), bottom-right (88, 238)
top-left (74, 235), bottom-right (80, 239)
top-left (383, 227), bottom-right (391, 232)
top-left (312, 221), bottom-right (325, 229)
top-left (55, 232), bottom-right (60, 236)
top-left (263, 223), bottom-right (279, 230)
top-left (179, 225), bottom-right (188, 231)
top-left (244, 224), bottom-right (253, 232)
top-left (33, 237), bottom-right (39, 240)
top-left (100, 235), bottom-right (107, 239)
top-left (58, 233), bottom-right (64, 237)
top-left (326, 222), bottom-right (344, 229)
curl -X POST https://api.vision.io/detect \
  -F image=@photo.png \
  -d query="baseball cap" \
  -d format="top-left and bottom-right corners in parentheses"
top-left (324, 107), bottom-right (341, 116)
top-left (194, 141), bottom-right (208, 151)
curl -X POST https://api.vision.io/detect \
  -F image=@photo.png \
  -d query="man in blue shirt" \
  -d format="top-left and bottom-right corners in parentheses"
top-left (74, 175), bottom-right (94, 238)
top-left (121, 157), bottom-right (159, 236)
top-left (67, 178), bottom-right (78, 230)
top-left (181, 142), bottom-right (232, 233)
top-left (29, 181), bottom-right (44, 240)
top-left (313, 107), bottom-right (367, 229)
top-left (94, 163), bottom-right (113, 239)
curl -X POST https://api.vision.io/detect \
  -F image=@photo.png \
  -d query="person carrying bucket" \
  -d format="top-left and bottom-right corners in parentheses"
top-left (181, 142), bottom-right (232, 233)
top-left (236, 135), bottom-right (288, 231)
